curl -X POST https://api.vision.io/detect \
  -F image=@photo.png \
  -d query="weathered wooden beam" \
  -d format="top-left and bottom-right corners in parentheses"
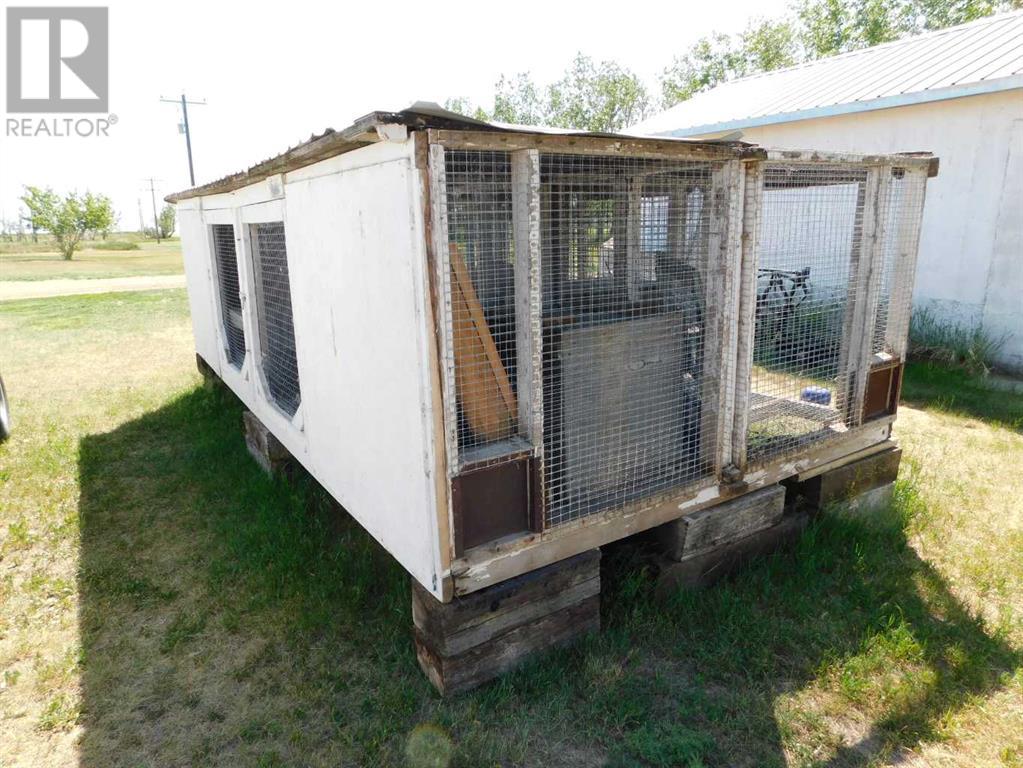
top-left (451, 419), bottom-right (893, 597)
top-left (766, 148), bottom-right (934, 171)
top-left (800, 444), bottom-right (901, 511)
top-left (655, 512), bottom-right (810, 594)
top-left (428, 143), bottom-right (460, 472)
top-left (657, 484), bottom-right (786, 561)
top-left (511, 149), bottom-right (544, 453)
top-left (731, 162), bottom-right (762, 472)
top-left (849, 167), bottom-right (892, 425)
top-left (196, 353), bottom-right (221, 390)
top-left (429, 129), bottom-right (747, 162)
top-left (413, 549), bottom-right (600, 695)
top-left (242, 410), bottom-right (294, 477)
top-left (414, 131), bottom-right (454, 600)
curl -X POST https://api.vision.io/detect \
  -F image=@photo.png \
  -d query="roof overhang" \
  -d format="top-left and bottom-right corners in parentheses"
top-left (649, 74), bottom-right (1023, 139)
top-left (165, 102), bottom-right (753, 203)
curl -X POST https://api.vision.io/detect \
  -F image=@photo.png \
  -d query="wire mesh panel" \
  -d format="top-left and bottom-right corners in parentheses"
top-left (539, 154), bottom-right (721, 526)
top-left (440, 150), bottom-right (520, 460)
top-left (873, 167), bottom-right (928, 356)
top-left (746, 164), bottom-right (867, 462)
top-left (250, 221), bottom-right (301, 417)
top-left (211, 224), bottom-right (246, 369)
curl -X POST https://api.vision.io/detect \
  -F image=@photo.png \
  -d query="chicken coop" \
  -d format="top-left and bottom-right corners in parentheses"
top-left (169, 105), bottom-right (934, 690)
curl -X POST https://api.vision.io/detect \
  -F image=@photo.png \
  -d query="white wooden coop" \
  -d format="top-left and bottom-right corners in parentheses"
top-left (169, 106), bottom-right (935, 604)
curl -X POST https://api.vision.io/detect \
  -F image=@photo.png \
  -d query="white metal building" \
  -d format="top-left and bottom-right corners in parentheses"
top-left (633, 11), bottom-right (1023, 372)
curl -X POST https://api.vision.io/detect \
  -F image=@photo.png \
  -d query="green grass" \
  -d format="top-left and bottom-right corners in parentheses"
top-left (902, 361), bottom-right (1023, 431)
top-left (90, 239), bottom-right (140, 251)
top-left (0, 234), bottom-right (181, 281)
top-left (909, 306), bottom-right (1009, 376)
top-left (1, 290), bottom-right (1021, 766)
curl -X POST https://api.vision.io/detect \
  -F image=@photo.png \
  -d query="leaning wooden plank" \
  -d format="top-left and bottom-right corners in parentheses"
top-left (449, 242), bottom-right (517, 441)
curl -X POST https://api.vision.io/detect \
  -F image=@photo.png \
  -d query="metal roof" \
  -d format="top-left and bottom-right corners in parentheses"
top-left (631, 10), bottom-right (1023, 138)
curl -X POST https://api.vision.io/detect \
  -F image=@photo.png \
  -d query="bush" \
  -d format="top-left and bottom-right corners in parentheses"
top-left (90, 240), bottom-right (140, 251)
top-left (908, 306), bottom-right (1007, 375)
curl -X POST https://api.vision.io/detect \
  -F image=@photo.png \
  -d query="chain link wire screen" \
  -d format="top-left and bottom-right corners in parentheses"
top-left (250, 221), bottom-right (301, 417)
top-left (539, 154), bottom-right (720, 526)
top-left (747, 164), bottom-right (867, 462)
top-left (211, 224), bottom-right (246, 369)
top-left (873, 168), bottom-right (928, 356)
top-left (440, 150), bottom-right (520, 459)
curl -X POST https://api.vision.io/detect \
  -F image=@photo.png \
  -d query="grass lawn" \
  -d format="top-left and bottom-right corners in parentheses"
top-left (0, 290), bottom-right (1020, 767)
top-left (0, 236), bottom-right (182, 281)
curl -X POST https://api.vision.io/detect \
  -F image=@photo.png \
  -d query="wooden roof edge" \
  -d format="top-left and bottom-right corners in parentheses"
top-left (165, 106), bottom-right (759, 203)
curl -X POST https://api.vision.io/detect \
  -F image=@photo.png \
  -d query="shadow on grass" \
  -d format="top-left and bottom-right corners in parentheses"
top-left (901, 360), bottom-right (1023, 431)
top-left (77, 386), bottom-right (1020, 767)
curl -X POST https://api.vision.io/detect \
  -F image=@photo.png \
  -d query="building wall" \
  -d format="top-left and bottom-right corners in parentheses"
top-left (699, 91), bottom-right (1022, 372)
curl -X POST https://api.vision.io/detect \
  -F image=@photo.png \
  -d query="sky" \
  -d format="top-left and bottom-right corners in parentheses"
top-left (0, 0), bottom-right (791, 231)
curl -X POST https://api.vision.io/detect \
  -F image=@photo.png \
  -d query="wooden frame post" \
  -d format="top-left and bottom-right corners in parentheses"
top-left (884, 166), bottom-right (928, 359)
top-left (427, 143), bottom-right (460, 473)
top-left (836, 168), bottom-right (876, 425)
top-left (511, 149), bottom-right (545, 531)
top-left (703, 160), bottom-right (744, 477)
top-left (844, 166), bottom-right (891, 426)
top-left (731, 160), bottom-right (762, 473)
top-left (511, 149), bottom-right (544, 452)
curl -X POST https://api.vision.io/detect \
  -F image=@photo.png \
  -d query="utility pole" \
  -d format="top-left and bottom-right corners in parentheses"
top-left (160, 93), bottom-right (206, 187)
top-left (143, 178), bottom-right (161, 243)
top-left (137, 197), bottom-right (144, 235)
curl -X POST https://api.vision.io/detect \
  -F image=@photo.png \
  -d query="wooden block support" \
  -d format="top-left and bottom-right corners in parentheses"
top-left (242, 410), bottom-right (293, 477)
top-left (657, 484), bottom-right (786, 562)
top-left (656, 512), bottom-right (810, 595)
top-left (802, 445), bottom-right (901, 511)
top-left (412, 549), bottom-right (600, 696)
top-left (844, 482), bottom-right (895, 514)
top-left (196, 353), bottom-right (221, 389)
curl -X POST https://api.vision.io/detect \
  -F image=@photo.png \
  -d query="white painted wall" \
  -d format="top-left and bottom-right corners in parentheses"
top-left (176, 138), bottom-right (446, 597)
top-left (692, 91), bottom-right (1023, 372)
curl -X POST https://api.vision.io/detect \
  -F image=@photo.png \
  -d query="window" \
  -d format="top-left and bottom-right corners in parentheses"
top-left (211, 224), bottom-right (246, 369)
top-left (249, 221), bottom-right (301, 417)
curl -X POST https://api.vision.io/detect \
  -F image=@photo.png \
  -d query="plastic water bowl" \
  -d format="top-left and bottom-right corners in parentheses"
top-left (801, 386), bottom-right (832, 405)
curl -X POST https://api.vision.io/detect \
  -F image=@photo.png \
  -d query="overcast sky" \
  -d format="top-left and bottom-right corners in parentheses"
top-left (0, 0), bottom-right (791, 230)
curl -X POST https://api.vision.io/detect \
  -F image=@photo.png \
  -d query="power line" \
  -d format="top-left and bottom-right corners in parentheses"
top-left (160, 93), bottom-right (207, 187)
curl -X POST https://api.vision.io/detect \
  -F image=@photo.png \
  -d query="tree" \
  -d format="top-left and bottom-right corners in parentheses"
top-left (445, 54), bottom-right (651, 134)
top-left (907, 0), bottom-right (1011, 30)
top-left (661, 0), bottom-right (1018, 109)
top-left (739, 18), bottom-right (801, 73)
top-left (442, 97), bottom-right (491, 122)
top-left (660, 34), bottom-right (729, 109)
top-left (544, 54), bottom-right (651, 133)
top-left (83, 192), bottom-right (115, 239)
top-left (20, 186), bottom-right (116, 260)
top-left (158, 204), bottom-right (176, 239)
top-left (795, 0), bottom-right (1019, 58)
top-left (660, 20), bottom-right (798, 109)
top-left (493, 72), bottom-right (546, 125)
